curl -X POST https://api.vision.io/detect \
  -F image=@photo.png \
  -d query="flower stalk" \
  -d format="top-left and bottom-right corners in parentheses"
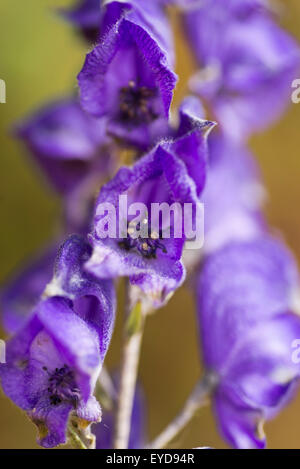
top-left (114, 285), bottom-right (146, 449)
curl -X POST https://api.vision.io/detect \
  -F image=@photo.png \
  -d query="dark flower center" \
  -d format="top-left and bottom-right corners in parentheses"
top-left (43, 365), bottom-right (80, 407)
top-left (119, 220), bottom-right (167, 259)
top-left (119, 81), bottom-right (158, 124)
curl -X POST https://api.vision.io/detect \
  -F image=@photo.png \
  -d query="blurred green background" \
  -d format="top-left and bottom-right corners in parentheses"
top-left (1, 0), bottom-right (300, 449)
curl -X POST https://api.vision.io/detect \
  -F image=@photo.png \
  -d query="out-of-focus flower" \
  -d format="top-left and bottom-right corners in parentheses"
top-left (78, 0), bottom-right (177, 149)
top-left (182, 113), bottom-right (263, 270)
top-left (184, 0), bottom-right (300, 140)
top-left (59, 0), bottom-right (102, 43)
top-left (196, 236), bottom-right (300, 448)
top-left (95, 385), bottom-right (146, 448)
top-left (16, 98), bottom-right (116, 228)
top-left (0, 235), bottom-right (116, 448)
top-left (1, 247), bottom-right (56, 336)
top-left (160, 0), bottom-right (267, 9)
top-left (202, 134), bottom-right (266, 254)
top-left (85, 109), bottom-right (213, 308)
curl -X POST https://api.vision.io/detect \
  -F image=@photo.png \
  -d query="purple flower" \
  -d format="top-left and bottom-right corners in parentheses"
top-left (0, 235), bottom-right (116, 448)
top-left (158, 0), bottom-right (209, 8)
top-left (184, 1), bottom-right (300, 140)
top-left (196, 236), bottom-right (300, 448)
top-left (78, 0), bottom-right (177, 149)
top-left (95, 385), bottom-right (146, 449)
top-left (59, 0), bottom-right (103, 43)
top-left (160, 0), bottom-right (265, 9)
top-left (16, 98), bottom-right (116, 228)
top-left (85, 108), bottom-right (213, 307)
top-left (202, 134), bottom-right (265, 254)
top-left (44, 235), bottom-right (116, 361)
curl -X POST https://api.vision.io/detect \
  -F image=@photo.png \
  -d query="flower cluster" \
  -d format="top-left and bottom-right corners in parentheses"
top-left (1, 0), bottom-right (300, 450)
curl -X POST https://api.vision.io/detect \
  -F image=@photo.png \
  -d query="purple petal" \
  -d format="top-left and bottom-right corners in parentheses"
top-left (196, 236), bottom-right (300, 448)
top-left (76, 395), bottom-right (102, 422)
top-left (78, 1), bottom-right (177, 148)
top-left (45, 235), bottom-right (116, 361)
top-left (16, 98), bottom-right (112, 199)
top-left (197, 236), bottom-right (300, 370)
top-left (214, 390), bottom-right (266, 449)
top-left (202, 134), bottom-right (265, 253)
top-left (86, 135), bottom-right (208, 304)
top-left (185, 3), bottom-right (300, 140)
top-left (59, 0), bottom-right (102, 43)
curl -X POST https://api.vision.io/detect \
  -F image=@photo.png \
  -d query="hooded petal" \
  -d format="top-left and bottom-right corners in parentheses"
top-left (185, 2), bottom-right (300, 140)
top-left (197, 236), bottom-right (300, 370)
top-left (222, 314), bottom-right (300, 409)
top-left (16, 98), bottom-right (106, 161)
top-left (44, 235), bottom-right (116, 361)
top-left (16, 98), bottom-right (112, 199)
top-left (196, 236), bottom-right (300, 448)
top-left (78, 1), bottom-right (177, 148)
top-left (214, 389), bottom-right (266, 449)
top-left (59, 0), bottom-right (102, 43)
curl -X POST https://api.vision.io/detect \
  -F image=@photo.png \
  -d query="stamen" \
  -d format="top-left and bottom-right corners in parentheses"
top-left (43, 365), bottom-right (80, 407)
top-left (119, 81), bottom-right (158, 124)
top-left (119, 221), bottom-right (167, 259)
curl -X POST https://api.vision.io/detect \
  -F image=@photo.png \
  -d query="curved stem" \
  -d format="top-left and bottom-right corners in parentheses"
top-left (67, 426), bottom-right (88, 450)
top-left (147, 375), bottom-right (216, 449)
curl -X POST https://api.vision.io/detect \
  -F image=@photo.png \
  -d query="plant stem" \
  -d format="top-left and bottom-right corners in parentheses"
top-left (147, 375), bottom-right (216, 449)
top-left (68, 426), bottom-right (88, 450)
top-left (114, 282), bottom-right (146, 449)
top-left (100, 366), bottom-right (117, 401)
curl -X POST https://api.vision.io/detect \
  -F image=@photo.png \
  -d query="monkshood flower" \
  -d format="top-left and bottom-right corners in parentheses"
top-left (60, 0), bottom-right (103, 43)
top-left (183, 133), bottom-right (265, 270)
top-left (78, 0), bottom-right (177, 149)
top-left (202, 134), bottom-right (265, 253)
top-left (16, 98), bottom-right (116, 228)
top-left (184, 0), bottom-right (300, 141)
top-left (196, 236), bottom-right (300, 449)
top-left (0, 235), bottom-right (116, 448)
top-left (95, 385), bottom-right (145, 449)
top-left (85, 106), bottom-right (213, 307)
top-left (1, 247), bottom-right (56, 335)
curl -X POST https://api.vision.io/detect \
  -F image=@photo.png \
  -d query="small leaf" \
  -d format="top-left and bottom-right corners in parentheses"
top-left (126, 302), bottom-right (143, 338)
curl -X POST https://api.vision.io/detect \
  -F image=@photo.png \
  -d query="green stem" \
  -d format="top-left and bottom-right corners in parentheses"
top-left (114, 283), bottom-right (146, 449)
top-left (67, 426), bottom-right (88, 450)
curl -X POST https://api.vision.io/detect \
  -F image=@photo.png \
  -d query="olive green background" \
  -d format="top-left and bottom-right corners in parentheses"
top-left (1, 0), bottom-right (300, 449)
